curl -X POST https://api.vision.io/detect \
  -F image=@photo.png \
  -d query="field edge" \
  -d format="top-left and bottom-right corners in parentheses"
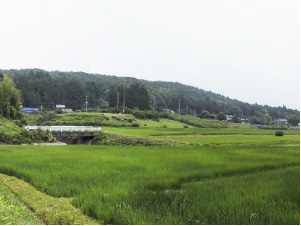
top-left (0, 173), bottom-right (100, 225)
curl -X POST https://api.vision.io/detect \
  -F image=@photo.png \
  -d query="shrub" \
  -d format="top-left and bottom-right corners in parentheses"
top-left (91, 132), bottom-right (108, 145)
top-left (0, 128), bottom-right (56, 144)
top-left (131, 123), bottom-right (140, 127)
top-left (198, 111), bottom-right (211, 119)
top-left (37, 112), bottom-right (56, 125)
top-left (56, 109), bottom-right (63, 114)
top-left (217, 112), bottom-right (227, 121)
top-left (184, 125), bottom-right (189, 128)
top-left (130, 109), bottom-right (159, 120)
top-left (163, 125), bottom-right (168, 128)
top-left (275, 131), bottom-right (284, 136)
top-left (159, 112), bottom-right (169, 118)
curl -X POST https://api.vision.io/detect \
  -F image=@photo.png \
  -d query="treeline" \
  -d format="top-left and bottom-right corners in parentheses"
top-left (1, 69), bottom-right (299, 125)
top-left (0, 73), bottom-right (22, 119)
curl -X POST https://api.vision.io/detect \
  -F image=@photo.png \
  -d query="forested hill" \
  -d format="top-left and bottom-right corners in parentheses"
top-left (1, 68), bottom-right (299, 124)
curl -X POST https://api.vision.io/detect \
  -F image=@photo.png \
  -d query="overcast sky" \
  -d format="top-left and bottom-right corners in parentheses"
top-left (0, 0), bottom-right (299, 110)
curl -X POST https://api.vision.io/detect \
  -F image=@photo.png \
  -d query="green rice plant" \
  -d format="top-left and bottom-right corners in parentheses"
top-left (165, 135), bottom-right (300, 145)
top-left (0, 181), bottom-right (42, 224)
top-left (0, 144), bottom-right (299, 224)
top-left (102, 127), bottom-right (300, 137)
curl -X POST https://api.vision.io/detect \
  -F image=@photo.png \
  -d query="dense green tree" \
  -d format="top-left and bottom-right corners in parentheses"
top-left (287, 115), bottom-right (300, 126)
top-left (1, 69), bottom-right (299, 125)
top-left (232, 116), bottom-right (241, 123)
top-left (217, 112), bottom-right (227, 121)
top-left (226, 106), bottom-right (243, 117)
top-left (108, 84), bottom-right (119, 107)
top-left (127, 83), bottom-right (150, 110)
top-left (199, 110), bottom-right (211, 119)
top-left (0, 75), bottom-right (22, 119)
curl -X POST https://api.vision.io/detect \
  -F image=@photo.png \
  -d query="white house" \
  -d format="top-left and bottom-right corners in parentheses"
top-left (56, 104), bottom-right (66, 109)
top-left (225, 115), bottom-right (233, 121)
top-left (276, 119), bottom-right (288, 125)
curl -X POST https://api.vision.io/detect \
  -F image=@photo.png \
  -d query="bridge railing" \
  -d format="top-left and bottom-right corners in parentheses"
top-left (25, 126), bottom-right (101, 132)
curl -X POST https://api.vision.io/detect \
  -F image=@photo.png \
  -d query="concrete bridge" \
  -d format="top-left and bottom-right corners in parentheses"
top-left (25, 126), bottom-right (101, 144)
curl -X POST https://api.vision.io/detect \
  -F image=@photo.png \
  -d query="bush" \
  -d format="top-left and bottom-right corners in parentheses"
top-left (198, 111), bottom-right (211, 119)
top-left (92, 135), bottom-right (182, 146)
top-left (0, 128), bottom-right (57, 144)
top-left (163, 125), bottom-right (168, 128)
top-left (91, 132), bottom-right (108, 145)
top-left (159, 112), bottom-right (169, 118)
top-left (217, 112), bottom-right (227, 121)
top-left (56, 109), bottom-right (63, 114)
top-left (184, 125), bottom-right (189, 128)
top-left (130, 109), bottom-right (159, 120)
top-left (131, 123), bottom-right (140, 127)
top-left (275, 131), bottom-right (284, 136)
top-left (37, 112), bottom-right (56, 125)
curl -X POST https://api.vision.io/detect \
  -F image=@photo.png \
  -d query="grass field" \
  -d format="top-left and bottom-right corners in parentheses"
top-left (0, 181), bottom-right (42, 224)
top-left (37, 112), bottom-right (228, 128)
top-left (0, 144), bottom-right (299, 224)
top-left (102, 126), bottom-right (300, 137)
top-left (1, 113), bottom-right (300, 224)
top-left (165, 134), bottom-right (300, 145)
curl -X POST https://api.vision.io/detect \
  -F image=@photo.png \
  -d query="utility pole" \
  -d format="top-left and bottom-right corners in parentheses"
top-left (117, 92), bottom-right (119, 108)
top-left (186, 105), bottom-right (188, 115)
top-left (194, 110), bottom-right (196, 116)
top-left (123, 79), bottom-right (126, 114)
top-left (41, 105), bottom-right (43, 113)
top-left (85, 96), bottom-right (88, 111)
top-left (178, 100), bottom-right (181, 115)
top-left (153, 96), bottom-right (156, 110)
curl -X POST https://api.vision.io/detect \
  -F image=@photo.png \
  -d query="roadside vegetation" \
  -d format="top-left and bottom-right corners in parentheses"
top-left (0, 117), bottom-right (56, 144)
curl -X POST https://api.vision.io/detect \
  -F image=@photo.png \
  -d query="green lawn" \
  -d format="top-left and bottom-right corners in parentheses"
top-left (0, 144), bottom-right (299, 224)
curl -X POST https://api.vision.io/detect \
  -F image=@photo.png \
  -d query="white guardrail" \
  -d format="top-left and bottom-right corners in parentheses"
top-left (25, 126), bottom-right (101, 132)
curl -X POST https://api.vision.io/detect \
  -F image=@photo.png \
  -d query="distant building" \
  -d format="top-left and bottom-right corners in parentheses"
top-left (21, 107), bottom-right (39, 113)
top-left (241, 118), bottom-right (248, 124)
top-left (276, 119), bottom-right (288, 125)
top-left (99, 101), bottom-right (109, 108)
top-left (56, 104), bottom-right (66, 109)
top-left (62, 109), bottom-right (73, 113)
top-left (225, 115), bottom-right (234, 121)
top-left (161, 109), bottom-right (175, 114)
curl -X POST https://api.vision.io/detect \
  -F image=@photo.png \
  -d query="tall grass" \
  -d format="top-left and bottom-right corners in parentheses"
top-left (0, 145), bottom-right (299, 224)
top-left (166, 134), bottom-right (300, 145)
top-left (102, 127), bottom-right (300, 137)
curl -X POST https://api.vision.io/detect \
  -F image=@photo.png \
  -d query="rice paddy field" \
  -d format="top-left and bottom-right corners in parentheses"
top-left (0, 141), bottom-right (300, 224)
top-left (0, 115), bottom-right (300, 224)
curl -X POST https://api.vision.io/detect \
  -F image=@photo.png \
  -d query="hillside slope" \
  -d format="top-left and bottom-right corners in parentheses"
top-left (1, 68), bottom-right (299, 125)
